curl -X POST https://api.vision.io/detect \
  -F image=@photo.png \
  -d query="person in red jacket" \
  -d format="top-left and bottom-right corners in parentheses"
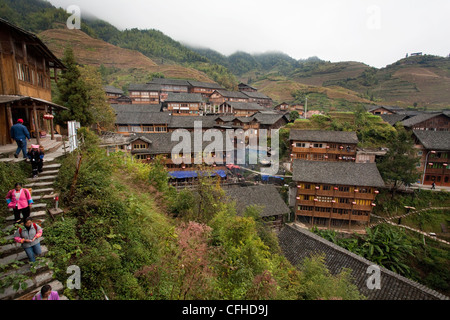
top-left (5, 182), bottom-right (33, 224)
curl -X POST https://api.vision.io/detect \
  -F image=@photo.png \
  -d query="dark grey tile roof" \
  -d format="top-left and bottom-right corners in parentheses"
top-left (0, 95), bottom-right (67, 110)
top-left (402, 112), bottom-right (447, 127)
top-left (112, 104), bottom-right (163, 113)
top-left (238, 83), bottom-right (257, 91)
top-left (413, 130), bottom-right (450, 151)
top-left (292, 159), bottom-right (385, 188)
top-left (103, 85), bottom-right (124, 95)
top-left (168, 116), bottom-right (217, 129)
top-left (242, 91), bottom-right (272, 100)
top-left (379, 114), bottom-right (408, 126)
top-left (213, 90), bottom-right (249, 99)
top-left (115, 112), bottom-right (172, 125)
top-left (187, 80), bottom-right (223, 90)
top-left (278, 224), bottom-right (449, 300)
top-left (366, 105), bottom-right (405, 113)
top-left (289, 130), bottom-right (359, 144)
top-left (224, 101), bottom-right (265, 111)
top-left (166, 93), bottom-right (204, 103)
top-left (224, 185), bottom-right (290, 217)
top-left (148, 78), bottom-right (191, 86)
top-left (253, 113), bottom-right (287, 125)
top-left (129, 131), bottom-right (234, 154)
top-left (128, 83), bottom-right (161, 91)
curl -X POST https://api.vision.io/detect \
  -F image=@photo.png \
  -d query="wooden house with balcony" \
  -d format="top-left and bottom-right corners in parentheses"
top-left (208, 90), bottom-right (249, 106)
top-left (103, 85), bottom-right (130, 104)
top-left (292, 160), bottom-right (385, 230)
top-left (147, 78), bottom-right (191, 102)
top-left (187, 80), bottom-right (224, 97)
top-left (412, 130), bottom-right (450, 187)
top-left (128, 132), bottom-right (234, 185)
top-left (238, 83), bottom-right (257, 92)
top-left (218, 101), bottom-right (265, 117)
top-left (241, 91), bottom-right (273, 108)
top-left (164, 92), bottom-right (204, 116)
top-left (289, 130), bottom-right (358, 167)
top-left (0, 18), bottom-right (66, 146)
top-left (367, 105), bottom-right (405, 115)
top-left (401, 112), bottom-right (450, 131)
top-left (274, 102), bottom-right (290, 113)
top-left (112, 104), bottom-right (169, 135)
top-left (128, 83), bottom-right (161, 104)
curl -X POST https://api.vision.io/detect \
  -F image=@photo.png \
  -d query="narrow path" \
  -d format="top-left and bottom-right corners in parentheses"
top-left (0, 147), bottom-right (67, 300)
top-left (370, 207), bottom-right (450, 245)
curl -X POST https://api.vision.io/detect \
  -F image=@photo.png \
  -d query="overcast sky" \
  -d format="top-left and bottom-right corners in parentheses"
top-left (47, 0), bottom-right (450, 68)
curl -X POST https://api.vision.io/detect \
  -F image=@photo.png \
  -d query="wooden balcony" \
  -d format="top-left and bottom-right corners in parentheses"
top-left (297, 189), bottom-right (316, 195)
top-left (296, 211), bottom-right (369, 222)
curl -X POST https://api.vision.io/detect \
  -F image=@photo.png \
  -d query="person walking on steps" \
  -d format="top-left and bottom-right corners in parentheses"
top-left (14, 217), bottom-right (43, 263)
top-left (28, 145), bottom-right (44, 178)
top-left (10, 119), bottom-right (31, 159)
top-left (5, 182), bottom-right (34, 224)
top-left (33, 285), bottom-right (60, 300)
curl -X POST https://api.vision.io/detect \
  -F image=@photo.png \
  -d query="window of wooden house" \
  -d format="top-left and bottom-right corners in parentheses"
top-left (359, 188), bottom-right (371, 194)
top-left (322, 185), bottom-right (331, 191)
top-left (338, 186), bottom-right (350, 192)
top-left (130, 126), bottom-right (142, 132)
top-left (317, 196), bottom-right (333, 202)
top-left (339, 198), bottom-right (350, 204)
top-left (295, 142), bottom-right (306, 148)
top-left (118, 126), bottom-right (129, 132)
top-left (313, 143), bottom-right (323, 148)
top-left (304, 184), bottom-right (311, 189)
top-left (155, 126), bottom-right (167, 132)
top-left (143, 126), bottom-right (154, 132)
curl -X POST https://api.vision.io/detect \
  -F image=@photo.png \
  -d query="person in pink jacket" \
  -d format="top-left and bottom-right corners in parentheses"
top-left (5, 182), bottom-right (33, 224)
top-left (33, 285), bottom-right (60, 300)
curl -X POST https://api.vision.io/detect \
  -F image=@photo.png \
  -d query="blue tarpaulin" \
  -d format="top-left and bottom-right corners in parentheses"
top-left (261, 175), bottom-right (284, 181)
top-left (169, 170), bottom-right (227, 179)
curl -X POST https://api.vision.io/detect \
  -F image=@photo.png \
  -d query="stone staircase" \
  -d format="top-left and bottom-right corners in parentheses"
top-left (0, 153), bottom-right (68, 300)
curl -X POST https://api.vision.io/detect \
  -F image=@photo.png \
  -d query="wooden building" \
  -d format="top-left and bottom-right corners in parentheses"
top-left (208, 90), bottom-right (249, 106)
top-left (274, 102), bottom-right (290, 112)
top-left (218, 101), bottom-right (265, 117)
top-left (128, 83), bottom-right (161, 105)
top-left (401, 112), bottom-right (450, 131)
top-left (225, 185), bottom-right (290, 230)
top-left (164, 92), bottom-right (204, 116)
top-left (238, 83), bottom-right (257, 92)
top-left (367, 105), bottom-right (405, 115)
top-left (292, 160), bottom-right (385, 230)
top-left (412, 130), bottom-right (450, 187)
top-left (241, 91), bottom-right (273, 108)
top-left (187, 80), bottom-right (223, 97)
top-left (0, 18), bottom-right (66, 145)
top-left (112, 104), bottom-right (169, 135)
top-left (289, 130), bottom-right (358, 166)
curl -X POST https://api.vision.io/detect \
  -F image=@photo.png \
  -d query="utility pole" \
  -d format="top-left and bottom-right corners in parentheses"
top-left (304, 96), bottom-right (308, 119)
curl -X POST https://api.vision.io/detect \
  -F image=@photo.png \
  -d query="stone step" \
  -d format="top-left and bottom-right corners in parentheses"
top-left (42, 163), bottom-right (61, 170)
top-left (31, 188), bottom-right (54, 195)
top-left (0, 237), bottom-right (45, 257)
top-left (25, 181), bottom-right (54, 188)
top-left (26, 175), bottom-right (58, 182)
top-left (6, 210), bottom-right (47, 222)
top-left (0, 258), bottom-right (49, 281)
top-left (0, 245), bottom-right (48, 267)
top-left (39, 170), bottom-right (59, 176)
top-left (0, 270), bottom-right (55, 300)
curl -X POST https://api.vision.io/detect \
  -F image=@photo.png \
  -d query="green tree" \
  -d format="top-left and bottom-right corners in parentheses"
top-left (79, 65), bottom-right (116, 132)
top-left (377, 124), bottom-right (420, 194)
top-left (55, 46), bottom-right (93, 127)
top-left (289, 110), bottom-right (299, 122)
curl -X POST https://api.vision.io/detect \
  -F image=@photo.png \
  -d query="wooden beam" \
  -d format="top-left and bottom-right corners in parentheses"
top-left (33, 102), bottom-right (41, 145)
top-left (6, 103), bottom-right (14, 143)
top-left (50, 107), bottom-right (55, 140)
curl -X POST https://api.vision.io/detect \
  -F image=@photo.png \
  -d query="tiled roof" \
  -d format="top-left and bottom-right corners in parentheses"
top-left (278, 224), bottom-right (449, 300)
top-left (103, 85), bottom-right (124, 95)
top-left (379, 114), bottom-right (408, 126)
top-left (253, 113), bottom-right (287, 125)
top-left (292, 160), bottom-right (385, 188)
top-left (115, 112), bottom-right (171, 125)
top-left (166, 93), bottom-right (204, 103)
top-left (402, 112), bottom-right (447, 127)
top-left (289, 130), bottom-right (359, 144)
top-left (213, 90), bottom-right (249, 99)
top-left (187, 80), bottom-right (223, 89)
top-left (412, 130), bottom-right (450, 151)
top-left (224, 185), bottom-right (290, 217)
top-left (168, 116), bottom-right (217, 129)
top-left (242, 91), bottom-right (272, 100)
top-left (128, 83), bottom-right (161, 91)
top-left (112, 104), bottom-right (163, 113)
top-left (148, 78), bottom-right (191, 86)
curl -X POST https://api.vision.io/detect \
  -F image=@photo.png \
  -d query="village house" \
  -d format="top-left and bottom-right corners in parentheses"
top-left (187, 80), bottom-right (224, 97)
top-left (238, 82), bottom-right (257, 92)
top-left (103, 85), bottom-right (127, 104)
top-left (292, 159), bottom-right (385, 231)
top-left (412, 130), bottom-right (450, 187)
top-left (218, 101), bottom-right (265, 117)
top-left (164, 92), bottom-right (204, 116)
top-left (0, 18), bottom-right (66, 146)
top-left (367, 105), bottom-right (405, 115)
top-left (128, 83), bottom-right (161, 105)
top-left (289, 130), bottom-right (358, 167)
top-left (224, 184), bottom-right (290, 230)
top-left (112, 104), bottom-right (169, 135)
top-left (401, 112), bottom-right (450, 131)
top-left (274, 102), bottom-right (290, 112)
top-left (208, 89), bottom-right (249, 106)
top-left (147, 78), bottom-right (191, 102)
top-left (241, 91), bottom-right (273, 108)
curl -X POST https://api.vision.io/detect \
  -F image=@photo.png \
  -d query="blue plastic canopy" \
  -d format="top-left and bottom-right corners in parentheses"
top-left (169, 170), bottom-right (227, 179)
